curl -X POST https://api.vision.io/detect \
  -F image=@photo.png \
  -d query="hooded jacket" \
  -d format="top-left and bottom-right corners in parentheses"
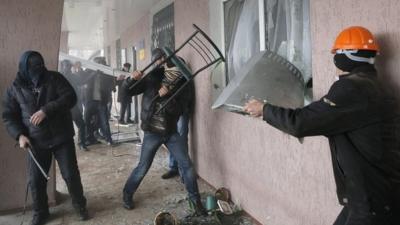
top-left (264, 65), bottom-right (400, 212)
top-left (2, 51), bottom-right (77, 149)
top-left (121, 67), bottom-right (184, 135)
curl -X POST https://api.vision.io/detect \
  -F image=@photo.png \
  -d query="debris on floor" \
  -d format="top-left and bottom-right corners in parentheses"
top-left (0, 139), bottom-right (257, 225)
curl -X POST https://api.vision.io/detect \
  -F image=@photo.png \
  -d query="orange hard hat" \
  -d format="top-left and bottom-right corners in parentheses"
top-left (331, 26), bottom-right (379, 53)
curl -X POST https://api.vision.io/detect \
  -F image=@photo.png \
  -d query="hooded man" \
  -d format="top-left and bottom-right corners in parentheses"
top-left (120, 48), bottom-right (206, 216)
top-left (244, 26), bottom-right (400, 225)
top-left (2, 51), bottom-right (89, 225)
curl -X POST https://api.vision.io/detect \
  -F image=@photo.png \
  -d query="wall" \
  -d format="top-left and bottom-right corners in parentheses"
top-left (120, 15), bottom-right (152, 69)
top-left (176, 0), bottom-right (400, 225)
top-left (60, 31), bottom-right (69, 53)
top-left (0, 0), bottom-right (64, 212)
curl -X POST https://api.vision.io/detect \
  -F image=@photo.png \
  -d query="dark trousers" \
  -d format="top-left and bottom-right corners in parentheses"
top-left (119, 101), bottom-right (131, 122)
top-left (84, 100), bottom-right (112, 143)
top-left (29, 140), bottom-right (86, 215)
top-left (133, 96), bottom-right (139, 123)
top-left (71, 104), bottom-right (86, 145)
top-left (333, 205), bottom-right (393, 225)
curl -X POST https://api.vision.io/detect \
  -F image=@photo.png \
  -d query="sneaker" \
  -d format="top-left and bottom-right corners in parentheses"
top-left (126, 119), bottom-right (134, 124)
top-left (118, 120), bottom-right (127, 125)
top-left (122, 192), bottom-right (134, 210)
top-left (161, 170), bottom-right (179, 179)
top-left (30, 212), bottom-right (49, 225)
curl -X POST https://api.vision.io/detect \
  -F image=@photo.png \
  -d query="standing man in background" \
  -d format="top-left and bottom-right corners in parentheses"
top-left (116, 62), bottom-right (133, 124)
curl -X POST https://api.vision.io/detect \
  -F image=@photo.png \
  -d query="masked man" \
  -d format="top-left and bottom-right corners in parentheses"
top-left (244, 26), bottom-right (400, 225)
top-left (2, 51), bottom-right (89, 225)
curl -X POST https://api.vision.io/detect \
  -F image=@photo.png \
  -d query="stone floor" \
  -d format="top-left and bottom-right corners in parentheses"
top-left (0, 125), bottom-right (256, 225)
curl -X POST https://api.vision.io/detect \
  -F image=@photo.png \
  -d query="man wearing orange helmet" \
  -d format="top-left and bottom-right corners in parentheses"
top-left (244, 26), bottom-right (400, 225)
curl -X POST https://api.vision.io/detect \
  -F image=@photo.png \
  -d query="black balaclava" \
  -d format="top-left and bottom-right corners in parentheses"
top-left (18, 51), bottom-right (46, 87)
top-left (333, 50), bottom-right (376, 72)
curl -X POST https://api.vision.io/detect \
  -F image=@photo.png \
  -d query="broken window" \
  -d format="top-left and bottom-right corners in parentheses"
top-left (224, 0), bottom-right (259, 82)
top-left (213, 0), bottom-right (312, 113)
top-left (265, 0), bottom-right (312, 87)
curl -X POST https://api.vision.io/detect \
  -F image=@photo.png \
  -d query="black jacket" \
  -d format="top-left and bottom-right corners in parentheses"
top-left (2, 67), bottom-right (77, 149)
top-left (62, 69), bottom-right (89, 105)
top-left (264, 65), bottom-right (400, 211)
top-left (116, 79), bottom-right (132, 103)
top-left (121, 67), bottom-right (184, 134)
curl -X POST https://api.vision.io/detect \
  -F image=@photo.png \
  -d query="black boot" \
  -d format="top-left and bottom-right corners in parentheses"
top-left (78, 143), bottom-right (88, 151)
top-left (161, 170), bottom-right (179, 179)
top-left (122, 191), bottom-right (134, 210)
top-left (76, 207), bottom-right (89, 221)
top-left (30, 212), bottom-right (49, 225)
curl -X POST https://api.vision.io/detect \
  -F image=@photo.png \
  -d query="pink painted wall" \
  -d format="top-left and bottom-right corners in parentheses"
top-left (60, 31), bottom-right (69, 54)
top-left (0, 0), bottom-right (64, 212)
top-left (176, 0), bottom-right (400, 224)
top-left (120, 14), bottom-right (152, 69)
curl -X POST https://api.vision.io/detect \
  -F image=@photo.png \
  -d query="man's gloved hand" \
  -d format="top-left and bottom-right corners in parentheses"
top-left (30, 110), bottom-right (46, 126)
top-left (18, 134), bottom-right (31, 149)
top-left (244, 99), bottom-right (265, 117)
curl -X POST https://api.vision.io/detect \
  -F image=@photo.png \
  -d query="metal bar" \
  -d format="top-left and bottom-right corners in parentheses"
top-left (155, 58), bottom-right (222, 114)
top-left (27, 147), bottom-right (50, 180)
top-left (150, 74), bottom-right (186, 104)
top-left (192, 58), bottom-right (222, 76)
top-left (194, 35), bottom-right (217, 60)
top-left (190, 38), bottom-right (214, 62)
top-left (129, 30), bottom-right (200, 90)
top-left (258, 0), bottom-right (266, 51)
top-left (188, 41), bottom-right (210, 64)
top-left (59, 52), bottom-right (130, 78)
top-left (192, 24), bottom-right (225, 62)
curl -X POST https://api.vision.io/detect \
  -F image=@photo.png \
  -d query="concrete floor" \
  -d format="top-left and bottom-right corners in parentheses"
top-left (0, 125), bottom-right (256, 225)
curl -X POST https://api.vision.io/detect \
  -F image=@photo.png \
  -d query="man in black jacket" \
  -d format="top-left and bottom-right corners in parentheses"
top-left (120, 52), bottom-right (205, 215)
top-left (116, 62), bottom-right (133, 124)
top-left (82, 57), bottom-right (114, 145)
top-left (244, 27), bottom-right (400, 225)
top-left (60, 59), bottom-right (87, 150)
top-left (2, 51), bottom-right (89, 225)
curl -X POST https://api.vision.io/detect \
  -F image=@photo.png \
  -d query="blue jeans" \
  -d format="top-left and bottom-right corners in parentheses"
top-left (123, 131), bottom-right (200, 201)
top-left (169, 112), bottom-right (190, 171)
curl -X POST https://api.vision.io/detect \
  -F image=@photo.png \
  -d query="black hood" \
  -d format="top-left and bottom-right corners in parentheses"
top-left (18, 51), bottom-right (47, 86)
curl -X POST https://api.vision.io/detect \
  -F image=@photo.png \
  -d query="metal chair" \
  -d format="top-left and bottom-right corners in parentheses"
top-left (128, 24), bottom-right (225, 113)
